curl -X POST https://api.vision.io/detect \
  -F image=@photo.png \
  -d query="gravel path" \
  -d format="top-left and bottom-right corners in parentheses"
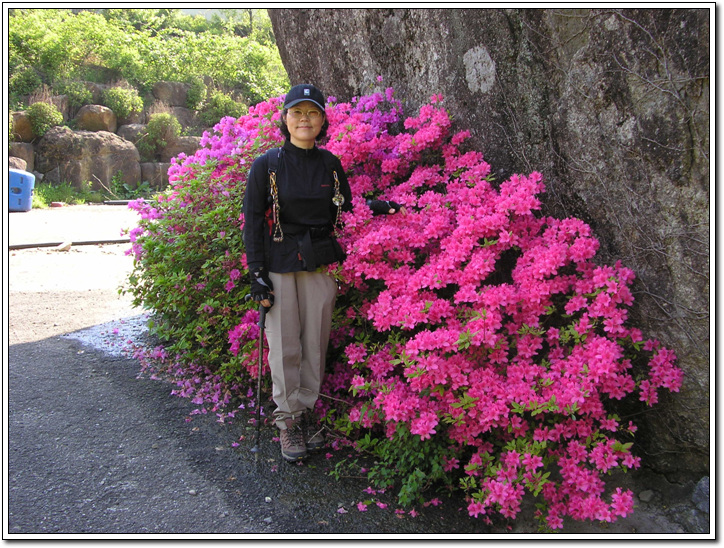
top-left (5, 206), bottom-right (712, 539)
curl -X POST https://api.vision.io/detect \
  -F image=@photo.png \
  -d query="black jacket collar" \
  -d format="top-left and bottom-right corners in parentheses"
top-left (283, 139), bottom-right (321, 158)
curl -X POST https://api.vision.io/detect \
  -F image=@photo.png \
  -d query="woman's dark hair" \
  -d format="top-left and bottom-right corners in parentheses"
top-left (278, 108), bottom-right (329, 141)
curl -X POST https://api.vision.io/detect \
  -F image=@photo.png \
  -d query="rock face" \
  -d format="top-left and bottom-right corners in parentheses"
top-left (9, 156), bottom-right (27, 171)
top-left (117, 123), bottom-right (147, 145)
top-left (168, 106), bottom-right (198, 129)
top-left (160, 136), bottom-right (202, 163)
top-left (11, 111), bottom-right (34, 142)
top-left (35, 126), bottom-right (140, 190)
top-left (9, 142), bottom-right (35, 172)
top-left (76, 104), bottom-right (118, 133)
top-left (153, 81), bottom-right (191, 107)
top-left (269, 7), bottom-right (710, 478)
top-left (141, 162), bottom-right (172, 189)
top-left (9, 82), bottom-right (208, 190)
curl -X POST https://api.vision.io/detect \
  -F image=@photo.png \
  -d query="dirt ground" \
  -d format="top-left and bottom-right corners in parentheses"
top-left (5, 205), bottom-right (713, 539)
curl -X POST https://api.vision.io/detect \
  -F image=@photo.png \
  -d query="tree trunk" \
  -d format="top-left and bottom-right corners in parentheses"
top-left (268, 7), bottom-right (710, 479)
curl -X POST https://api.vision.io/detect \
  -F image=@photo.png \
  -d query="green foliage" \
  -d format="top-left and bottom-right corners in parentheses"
top-left (9, 65), bottom-right (42, 98)
top-left (137, 113), bottom-right (181, 161)
top-left (55, 80), bottom-right (93, 109)
top-left (32, 176), bottom-right (155, 208)
top-left (356, 425), bottom-right (455, 507)
top-left (209, 8), bottom-right (275, 44)
top-left (26, 101), bottom-right (63, 138)
top-left (102, 86), bottom-right (144, 119)
top-left (110, 173), bottom-right (154, 200)
top-left (124, 160), bottom-right (251, 371)
top-left (102, 8), bottom-right (211, 35)
top-left (32, 181), bottom-right (104, 208)
top-left (9, 10), bottom-right (126, 86)
top-left (8, 8), bottom-right (288, 103)
top-left (199, 90), bottom-right (248, 127)
top-left (186, 76), bottom-right (207, 110)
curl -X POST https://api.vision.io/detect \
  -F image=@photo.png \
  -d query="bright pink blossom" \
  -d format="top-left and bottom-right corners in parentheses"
top-left (127, 86), bottom-right (683, 530)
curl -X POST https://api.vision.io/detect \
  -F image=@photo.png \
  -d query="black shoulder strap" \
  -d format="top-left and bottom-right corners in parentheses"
top-left (267, 147), bottom-right (282, 175)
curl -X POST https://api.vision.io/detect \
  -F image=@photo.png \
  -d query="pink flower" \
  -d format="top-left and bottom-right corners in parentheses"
top-left (467, 501), bottom-right (487, 517)
top-left (547, 512), bottom-right (564, 529)
top-left (410, 410), bottom-right (438, 440)
top-left (611, 488), bottom-right (634, 517)
top-left (130, 85), bottom-right (683, 529)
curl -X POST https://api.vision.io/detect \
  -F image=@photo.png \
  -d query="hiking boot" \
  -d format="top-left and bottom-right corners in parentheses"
top-left (279, 417), bottom-right (306, 462)
top-left (306, 425), bottom-right (326, 451)
top-left (305, 413), bottom-right (326, 451)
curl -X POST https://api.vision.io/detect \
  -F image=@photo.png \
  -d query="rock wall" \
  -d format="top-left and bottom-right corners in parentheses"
top-left (269, 7), bottom-right (711, 478)
top-left (9, 81), bottom-right (205, 192)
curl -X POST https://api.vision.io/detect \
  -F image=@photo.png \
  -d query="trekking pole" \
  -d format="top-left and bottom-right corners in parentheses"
top-left (245, 295), bottom-right (267, 460)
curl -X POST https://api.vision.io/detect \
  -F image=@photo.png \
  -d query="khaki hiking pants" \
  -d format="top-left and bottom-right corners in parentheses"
top-left (266, 270), bottom-right (337, 429)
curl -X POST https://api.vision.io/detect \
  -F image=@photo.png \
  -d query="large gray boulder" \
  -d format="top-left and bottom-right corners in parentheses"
top-left (35, 126), bottom-right (140, 190)
top-left (269, 7), bottom-right (710, 478)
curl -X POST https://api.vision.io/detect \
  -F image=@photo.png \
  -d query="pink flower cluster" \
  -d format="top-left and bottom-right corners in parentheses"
top-left (227, 309), bottom-right (271, 380)
top-left (317, 87), bottom-right (681, 527)
top-left (127, 82), bottom-right (683, 529)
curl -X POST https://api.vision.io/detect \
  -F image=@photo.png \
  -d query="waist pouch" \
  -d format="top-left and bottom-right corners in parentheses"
top-left (299, 231), bottom-right (346, 271)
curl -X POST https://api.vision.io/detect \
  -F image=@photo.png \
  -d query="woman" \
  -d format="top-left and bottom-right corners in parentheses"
top-left (243, 84), bottom-right (403, 462)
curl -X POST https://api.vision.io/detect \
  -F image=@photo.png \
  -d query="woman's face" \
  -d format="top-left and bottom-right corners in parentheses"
top-left (284, 100), bottom-right (325, 149)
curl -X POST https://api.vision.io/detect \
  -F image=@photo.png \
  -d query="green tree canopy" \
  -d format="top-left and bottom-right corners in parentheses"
top-left (9, 8), bottom-right (288, 104)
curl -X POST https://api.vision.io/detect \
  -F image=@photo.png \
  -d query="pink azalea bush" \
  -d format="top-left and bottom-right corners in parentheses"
top-left (124, 83), bottom-right (683, 530)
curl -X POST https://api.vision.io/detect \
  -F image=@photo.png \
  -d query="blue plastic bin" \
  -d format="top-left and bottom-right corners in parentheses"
top-left (9, 168), bottom-right (35, 212)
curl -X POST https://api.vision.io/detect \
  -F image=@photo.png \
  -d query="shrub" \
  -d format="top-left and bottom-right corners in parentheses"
top-left (199, 90), bottom-right (248, 127)
top-left (102, 86), bottom-right (143, 120)
top-left (125, 87), bottom-right (682, 530)
top-left (9, 65), bottom-right (42, 98)
top-left (136, 112), bottom-right (181, 161)
top-left (187, 76), bottom-right (207, 111)
top-left (32, 181), bottom-right (103, 207)
top-left (56, 80), bottom-right (93, 109)
top-left (9, 9), bottom-right (289, 102)
top-left (26, 101), bottom-right (63, 138)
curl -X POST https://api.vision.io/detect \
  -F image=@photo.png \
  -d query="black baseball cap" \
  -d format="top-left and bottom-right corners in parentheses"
top-left (284, 84), bottom-right (325, 110)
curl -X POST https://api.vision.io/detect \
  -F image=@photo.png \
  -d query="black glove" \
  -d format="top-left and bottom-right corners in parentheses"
top-left (250, 266), bottom-right (274, 310)
top-left (367, 199), bottom-right (403, 215)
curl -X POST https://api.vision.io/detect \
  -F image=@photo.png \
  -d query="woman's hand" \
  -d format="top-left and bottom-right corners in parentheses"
top-left (367, 199), bottom-right (407, 216)
top-left (250, 267), bottom-right (275, 311)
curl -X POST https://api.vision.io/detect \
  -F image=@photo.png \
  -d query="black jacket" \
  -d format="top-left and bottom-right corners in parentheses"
top-left (243, 140), bottom-right (353, 273)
